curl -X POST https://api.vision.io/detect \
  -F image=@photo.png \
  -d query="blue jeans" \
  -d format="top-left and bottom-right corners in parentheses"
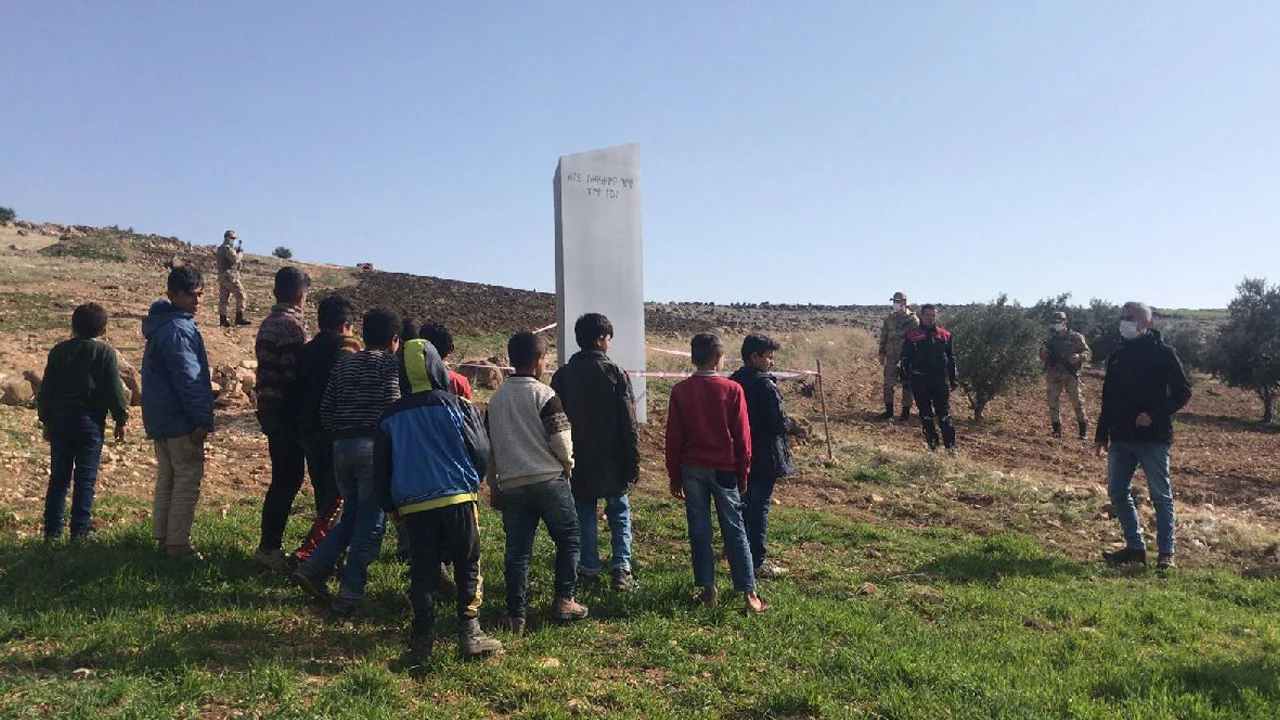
top-left (576, 494), bottom-right (632, 574)
top-left (681, 466), bottom-right (756, 593)
top-left (44, 416), bottom-right (104, 539)
top-left (1107, 441), bottom-right (1176, 557)
top-left (742, 471), bottom-right (778, 569)
top-left (500, 478), bottom-right (580, 619)
top-left (300, 437), bottom-right (385, 601)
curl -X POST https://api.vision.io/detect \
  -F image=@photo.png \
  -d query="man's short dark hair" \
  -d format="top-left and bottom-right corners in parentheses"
top-left (691, 333), bottom-right (723, 367)
top-left (741, 334), bottom-right (780, 362)
top-left (574, 313), bottom-right (614, 350)
top-left (921, 303), bottom-right (937, 313)
top-left (273, 266), bottom-right (311, 302)
top-left (508, 331), bottom-right (547, 370)
top-left (317, 295), bottom-right (355, 332)
top-left (71, 303), bottom-right (109, 338)
top-left (166, 265), bottom-right (203, 296)
top-left (420, 322), bottom-right (455, 358)
top-left (362, 307), bottom-right (401, 349)
top-left (400, 318), bottom-right (419, 342)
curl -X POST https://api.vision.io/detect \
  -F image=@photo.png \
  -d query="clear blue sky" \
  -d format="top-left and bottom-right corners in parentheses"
top-left (4, 2), bottom-right (1277, 308)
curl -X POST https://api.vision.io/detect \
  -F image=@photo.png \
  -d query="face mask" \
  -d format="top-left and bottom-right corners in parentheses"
top-left (1051, 323), bottom-right (1066, 333)
top-left (1118, 320), bottom-right (1141, 340)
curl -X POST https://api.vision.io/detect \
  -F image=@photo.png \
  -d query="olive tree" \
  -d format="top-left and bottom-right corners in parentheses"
top-left (949, 295), bottom-right (1042, 421)
top-left (1207, 278), bottom-right (1280, 423)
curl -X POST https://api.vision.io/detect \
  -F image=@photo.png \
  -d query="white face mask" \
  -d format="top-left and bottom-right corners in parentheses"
top-left (1119, 320), bottom-right (1141, 340)
top-left (1051, 323), bottom-right (1067, 333)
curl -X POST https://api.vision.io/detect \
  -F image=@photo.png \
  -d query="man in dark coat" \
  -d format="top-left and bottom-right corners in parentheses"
top-left (1096, 301), bottom-right (1192, 571)
top-left (550, 313), bottom-right (640, 591)
top-left (900, 304), bottom-right (958, 452)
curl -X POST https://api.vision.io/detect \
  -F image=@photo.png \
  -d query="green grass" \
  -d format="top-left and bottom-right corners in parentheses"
top-left (1, 492), bottom-right (1278, 719)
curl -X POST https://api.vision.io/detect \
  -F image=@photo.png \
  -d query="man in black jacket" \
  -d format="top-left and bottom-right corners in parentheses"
top-left (730, 334), bottom-right (794, 579)
top-left (1095, 302), bottom-right (1192, 571)
top-left (550, 313), bottom-right (640, 591)
top-left (900, 304), bottom-right (958, 452)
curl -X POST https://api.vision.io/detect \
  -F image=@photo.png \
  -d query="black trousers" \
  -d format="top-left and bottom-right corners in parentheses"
top-left (911, 376), bottom-right (956, 449)
top-left (404, 502), bottom-right (483, 638)
top-left (260, 431), bottom-right (337, 551)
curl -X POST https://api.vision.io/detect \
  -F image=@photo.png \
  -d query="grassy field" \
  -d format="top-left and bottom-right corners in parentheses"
top-left (2, 480), bottom-right (1278, 719)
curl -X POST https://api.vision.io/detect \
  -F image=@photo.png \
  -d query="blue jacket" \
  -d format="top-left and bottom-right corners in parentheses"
top-left (141, 300), bottom-right (214, 439)
top-left (375, 339), bottom-right (489, 515)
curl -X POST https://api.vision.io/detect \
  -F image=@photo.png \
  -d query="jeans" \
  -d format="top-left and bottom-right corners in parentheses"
top-left (911, 376), bottom-right (956, 449)
top-left (1108, 441), bottom-right (1176, 557)
top-left (576, 494), bottom-right (632, 574)
top-left (153, 433), bottom-right (205, 550)
top-left (404, 502), bottom-right (483, 638)
top-left (259, 431), bottom-right (307, 551)
top-left (742, 470), bottom-right (778, 569)
top-left (299, 437), bottom-right (385, 601)
top-left (44, 416), bottom-right (104, 539)
top-left (681, 466), bottom-right (756, 593)
top-left (500, 479), bottom-right (580, 619)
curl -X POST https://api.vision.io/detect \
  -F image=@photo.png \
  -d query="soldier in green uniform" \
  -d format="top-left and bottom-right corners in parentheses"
top-left (878, 291), bottom-right (920, 420)
top-left (217, 230), bottom-right (250, 327)
top-left (1039, 311), bottom-right (1092, 438)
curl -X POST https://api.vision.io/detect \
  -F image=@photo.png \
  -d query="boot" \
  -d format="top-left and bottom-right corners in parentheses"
top-left (1078, 420), bottom-right (1089, 440)
top-left (876, 406), bottom-right (894, 420)
top-left (219, 314), bottom-right (231, 327)
top-left (1051, 422), bottom-right (1062, 438)
top-left (459, 618), bottom-right (503, 659)
top-left (234, 312), bottom-right (252, 326)
top-left (1102, 547), bottom-right (1147, 566)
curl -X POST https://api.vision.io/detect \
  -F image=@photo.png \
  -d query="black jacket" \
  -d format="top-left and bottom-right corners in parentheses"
top-left (900, 325), bottom-right (958, 387)
top-left (298, 331), bottom-right (362, 437)
top-left (1096, 330), bottom-right (1192, 445)
top-left (550, 350), bottom-right (640, 500)
top-left (729, 366), bottom-right (794, 480)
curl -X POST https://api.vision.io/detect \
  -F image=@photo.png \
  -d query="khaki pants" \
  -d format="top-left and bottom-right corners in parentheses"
top-left (153, 433), bottom-right (205, 550)
top-left (218, 272), bottom-right (245, 317)
top-left (1046, 371), bottom-right (1087, 426)
top-left (882, 357), bottom-right (912, 411)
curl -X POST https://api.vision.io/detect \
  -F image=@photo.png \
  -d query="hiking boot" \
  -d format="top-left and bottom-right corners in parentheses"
top-left (253, 547), bottom-right (290, 573)
top-left (1078, 421), bottom-right (1089, 440)
top-left (219, 314), bottom-right (231, 327)
top-left (234, 313), bottom-right (251, 326)
top-left (610, 567), bottom-right (636, 592)
top-left (697, 585), bottom-right (718, 608)
top-left (506, 616), bottom-right (526, 636)
top-left (1051, 422), bottom-right (1062, 438)
top-left (407, 632), bottom-right (434, 663)
top-left (292, 570), bottom-right (332, 602)
top-left (1157, 554), bottom-right (1175, 571)
top-left (551, 597), bottom-right (589, 623)
top-left (876, 407), bottom-right (894, 420)
top-left (459, 618), bottom-right (503, 659)
top-left (1102, 547), bottom-right (1148, 566)
top-left (754, 562), bottom-right (787, 580)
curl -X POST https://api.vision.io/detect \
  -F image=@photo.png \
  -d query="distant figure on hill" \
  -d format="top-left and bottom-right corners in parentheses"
top-left (1039, 310), bottom-right (1092, 439)
top-left (878, 291), bottom-right (920, 421)
top-left (1096, 301), bottom-right (1192, 571)
top-left (900, 304), bottom-right (958, 453)
top-left (216, 230), bottom-right (250, 327)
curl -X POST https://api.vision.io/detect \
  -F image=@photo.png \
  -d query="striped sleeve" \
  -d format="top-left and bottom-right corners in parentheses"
top-left (540, 394), bottom-right (574, 473)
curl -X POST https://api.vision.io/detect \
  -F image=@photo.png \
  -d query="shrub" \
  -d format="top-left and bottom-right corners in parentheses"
top-left (1206, 278), bottom-right (1280, 423)
top-left (0, 206), bottom-right (14, 223)
top-left (272, 246), bottom-right (293, 260)
top-left (949, 295), bottom-right (1042, 421)
top-left (1161, 322), bottom-right (1208, 373)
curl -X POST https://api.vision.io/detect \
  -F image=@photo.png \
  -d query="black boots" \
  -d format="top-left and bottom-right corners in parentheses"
top-left (235, 312), bottom-right (251, 326)
top-left (219, 314), bottom-right (231, 327)
top-left (1078, 420), bottom-right (1089, 440)
top-left (1102, 547), bottom-right (1147, 566)
top-left (1051, 422), bottom-right (1062, 438)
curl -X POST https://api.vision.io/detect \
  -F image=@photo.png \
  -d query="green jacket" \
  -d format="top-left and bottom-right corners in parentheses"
top-left (37, 337), bottom-right (129, 430)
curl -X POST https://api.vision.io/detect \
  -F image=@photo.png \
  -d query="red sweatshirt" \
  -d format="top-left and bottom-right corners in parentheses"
top-left (665, 372), bottom-right (753, 485)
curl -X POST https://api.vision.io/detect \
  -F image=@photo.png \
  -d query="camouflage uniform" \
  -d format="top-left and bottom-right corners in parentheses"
top-left (879, 307), bottom-right (920, 412)
top-left (1042, 329), bottom-right (1091, 428)
top-left (217, 239), bottom-right (246, 320)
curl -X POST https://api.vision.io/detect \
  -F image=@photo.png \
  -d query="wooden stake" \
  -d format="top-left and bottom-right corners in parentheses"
top-left (816, 358), bottom-right (834, 461)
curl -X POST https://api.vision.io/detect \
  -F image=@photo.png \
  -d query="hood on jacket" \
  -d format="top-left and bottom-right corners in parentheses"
top-left (401, 338), bottom-right (449, 394)
top-left (142, 299), bottom-right (193, 338)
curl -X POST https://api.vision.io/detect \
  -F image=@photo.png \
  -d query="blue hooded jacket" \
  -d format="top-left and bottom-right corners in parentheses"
top-left (141, 300), bottom-right (214, 439)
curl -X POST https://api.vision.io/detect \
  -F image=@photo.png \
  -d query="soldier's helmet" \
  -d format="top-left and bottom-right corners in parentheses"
top-left (891, 291), bottom-right (908, 303)
top-left (224, 230), bottom-right (237, 242)
top-left (1051, 311), bottom-right (1068, 323)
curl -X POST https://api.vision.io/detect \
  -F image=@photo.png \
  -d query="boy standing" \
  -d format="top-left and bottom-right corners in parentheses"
top-left (420, 322), bottom-right (474, 399)
top-left (550, 313), bottom-right (640, 591)
top-left (293, 308), bottom-right (401, 617)
top-left (486, 331), bottom-right (588, 633)
top-left (729, 334), bottom-right (793, 579)
top-left (142, 266), bottom-right (215, 559)
top-left (665, 333), bottom-right (767, 613)
top-left (375, 339), bottom-right (502, 661)
top-left (900, 304), bottom-right (959, 453)
top-left (38, 303), bottom-right (130, 540)
top-left (253, 267), bottom-right (312, 571)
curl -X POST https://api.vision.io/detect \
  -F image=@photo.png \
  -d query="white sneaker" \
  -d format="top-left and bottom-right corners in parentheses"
top-left (754, 562), bottom-right (788, 579)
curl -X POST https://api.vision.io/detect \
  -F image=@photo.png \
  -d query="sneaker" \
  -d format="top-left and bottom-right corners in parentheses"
top-left (253, 547), bottom-right (290, 573)
top-left (754, 562), bottom-right (787, 580)
top-left (1102, 547), bottom-right (1148, 566)
top-left (1156, 554), bottom-right (1175, 571)
top-left (292, 570), bottom-right (332, 602)
top-left (550, 596), bottom-right (589, 623)
top-left (506, 616), bottom-right (526, 636)
top-left (697, 586), bottom-right (718, 608)
top-left (610, 568), bottom-right (636, 592)
top-left (459, 618), bottom-right (503, 659)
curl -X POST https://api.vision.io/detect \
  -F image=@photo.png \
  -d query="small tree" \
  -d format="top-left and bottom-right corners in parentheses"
top-left (1207, 278), bottom-right (1280, 423)
top-left (0, 206), bottom-right (15, 223)
top-left (1161, 322), bottom-right (1207, 373)
top-left (949, 295), bottom-right (1042, 421)
top-left (272, 246), bottom-right (293, 260)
